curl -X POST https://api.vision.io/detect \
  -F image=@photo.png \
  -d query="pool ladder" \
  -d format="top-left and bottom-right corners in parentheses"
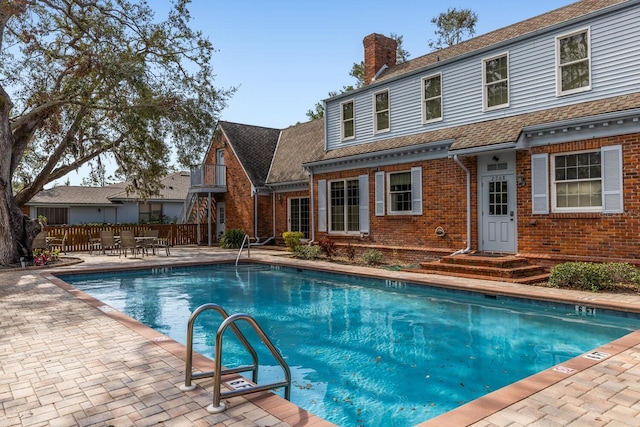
top-left (179, 303), bottom-right (291, 413)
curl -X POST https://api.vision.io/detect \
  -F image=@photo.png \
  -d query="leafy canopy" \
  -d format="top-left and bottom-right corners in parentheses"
top-left (0, 0), bottom-right (234, 205)
top-left (428, 7), bottom-right (478, 50)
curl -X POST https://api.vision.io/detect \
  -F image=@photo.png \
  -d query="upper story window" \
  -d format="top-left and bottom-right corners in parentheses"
top-left (374, 89), bottom-right (390, 133)
top-left (553, 151), bottom-right (601, 212)
top-left (388, 171), bottom-right (412, 214)
top-left (556, 28), bottom-right (591, 96)
top-left (422, 73), bottom-right (442, 123)
top-left (341, 100), bottom-right (355, 140)
top-left (483, 53), bottom-right (509, 111)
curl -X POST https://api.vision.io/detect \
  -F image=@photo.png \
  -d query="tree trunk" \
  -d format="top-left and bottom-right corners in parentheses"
top-left (0, 85), bottom-right (40, 265)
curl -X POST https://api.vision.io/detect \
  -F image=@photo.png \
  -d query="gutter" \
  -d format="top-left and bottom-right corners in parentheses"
top-left (308, 168), bottom-right (315, 245)
top-left (452, 155), bottom-right (471, 255)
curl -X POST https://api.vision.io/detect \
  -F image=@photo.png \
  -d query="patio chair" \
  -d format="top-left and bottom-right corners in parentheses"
top-left (143, 229), bottom-right (159, 255)
top-left (87, 232), bottom-right (102, 254)
top-left (155, 229), bottom-right (171, 256)
top-left (119, 230), bottom-right (144, 258)
top-left (32, 231), bottom-right (49, 251)
top-left (100, 230), bottom-right (119, 254)
top-left (48, 232), bottom-right (67, 254)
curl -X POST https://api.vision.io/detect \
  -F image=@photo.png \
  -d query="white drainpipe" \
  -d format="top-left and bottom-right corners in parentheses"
top-left (308, 169), bottom-right (315, 245)
top-left (452, 155), bottom-right (471, 255)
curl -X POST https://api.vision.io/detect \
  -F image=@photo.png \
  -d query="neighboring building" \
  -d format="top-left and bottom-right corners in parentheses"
top-left (191, 0), bottom-right (640, 265)
top-left (27, 172), bottom-right (191, 225)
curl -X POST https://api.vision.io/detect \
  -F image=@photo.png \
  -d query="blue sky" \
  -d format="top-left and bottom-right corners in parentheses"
top-left (57, 0), bottom-right (577, 185)
top-left (183, 0), bottom-right (576, 129)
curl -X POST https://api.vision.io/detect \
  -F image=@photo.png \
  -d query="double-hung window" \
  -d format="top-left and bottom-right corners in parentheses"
top-left (422, 73), bottom-right (442, 123)
top-left (341, 100), bottom-right (355, 140)
top-left (556, 28), bottom-right (591, 95)
top-left (483, 53), bottom-right (509, 111)
top-left (553, 151), bottom-right (602, 211)
top-left (388, 171), bottom-right (412, 214)
top-left (374, 89), bottom-right (390, 133)
top-left (329, 179), bottom-right (360, 233)
top-left (532, 146), bottom-right (623, 215)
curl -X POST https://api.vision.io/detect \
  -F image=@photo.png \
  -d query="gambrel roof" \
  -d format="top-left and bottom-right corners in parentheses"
top-left (218, 121), bottom-right (281, 187)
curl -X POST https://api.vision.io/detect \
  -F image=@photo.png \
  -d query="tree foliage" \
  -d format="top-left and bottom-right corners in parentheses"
top-left (0, 0), bottom-right (232, 265)
top-left (306, 33), bottom-right (409, 120)
top-left (428, 7), bottom-right (478, 50)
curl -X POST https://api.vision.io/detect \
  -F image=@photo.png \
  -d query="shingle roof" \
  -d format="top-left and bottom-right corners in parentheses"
top-left (267, 119), bottom-right (325, 185)
top-left (376, 0), bottom-right (628, 83)
top-left (219, 121), bottom-right (281, 187)
top-left (28, 172), bottom-right (191, 205)
top-left (309, 93), bottom-right (640, 163)
top-left (108, 171), bottom-right (191, 201)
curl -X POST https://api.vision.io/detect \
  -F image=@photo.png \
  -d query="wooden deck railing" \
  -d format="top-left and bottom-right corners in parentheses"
top-left (43, 223), bottom-right (210, 253)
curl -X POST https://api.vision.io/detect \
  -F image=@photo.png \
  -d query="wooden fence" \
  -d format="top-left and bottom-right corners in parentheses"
top-left (43, 223), bottom-right (210, 253)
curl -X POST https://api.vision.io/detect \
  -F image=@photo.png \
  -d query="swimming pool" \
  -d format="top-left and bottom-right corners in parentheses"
top-left (58, 263), bottom-right (640, 427)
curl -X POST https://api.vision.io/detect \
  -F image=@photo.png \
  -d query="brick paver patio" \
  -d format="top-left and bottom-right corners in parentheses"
top-left (2, 246), bottom-right (640, 426)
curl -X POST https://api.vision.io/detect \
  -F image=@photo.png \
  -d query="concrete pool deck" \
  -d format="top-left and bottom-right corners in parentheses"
top-left (1, 246), bottom-right (640, 426)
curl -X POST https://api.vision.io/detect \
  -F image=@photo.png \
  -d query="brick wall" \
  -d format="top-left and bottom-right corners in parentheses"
top-left (313, 157), bottom-right (475, 262)
top-left (517, 134), bottom-right (640, 261)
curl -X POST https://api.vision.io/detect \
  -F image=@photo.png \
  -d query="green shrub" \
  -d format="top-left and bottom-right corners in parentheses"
top-left (219, 229), bottom-right (245, 249)
top-left (282, 231), bottom-right (304, 250)
top-left (548, 262), bottom-right (640, 292)
top-left (362, 249), bottom-right (384, 266)
top-left (293, 244), bottom-right (322, 260)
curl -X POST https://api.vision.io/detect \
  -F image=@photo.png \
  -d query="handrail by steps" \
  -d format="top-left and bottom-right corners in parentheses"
top-left (235, 234), bottom-right (251, 266)
top-left (179, 303), bottom-right (259, 391)
top-left (208, 312), bottom-right (291, 413)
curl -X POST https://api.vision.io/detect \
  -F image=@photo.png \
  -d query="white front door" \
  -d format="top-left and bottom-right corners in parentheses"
top-left (216, 202), bottom-right (226, 239)
top-left (479, 154), bottom-right (517, 253)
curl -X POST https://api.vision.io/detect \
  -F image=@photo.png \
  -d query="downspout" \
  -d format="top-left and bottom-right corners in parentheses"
top-left (452, 155), bottom-right (471, 255)
top-left (253, 187), bottom-right (258, 241)
top-left (308, 168), bottom-right (315, 245)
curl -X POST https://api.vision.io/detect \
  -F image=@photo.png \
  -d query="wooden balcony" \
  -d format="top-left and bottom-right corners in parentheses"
top-left (190, 164), bottom-right (226, 192)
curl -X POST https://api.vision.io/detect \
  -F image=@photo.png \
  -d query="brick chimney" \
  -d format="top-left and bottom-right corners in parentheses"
top-left (363, 33), bottom-right (397, 85)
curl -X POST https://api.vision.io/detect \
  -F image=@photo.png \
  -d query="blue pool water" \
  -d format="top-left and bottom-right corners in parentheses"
top-left (59, 264), bottom-right (640, 427)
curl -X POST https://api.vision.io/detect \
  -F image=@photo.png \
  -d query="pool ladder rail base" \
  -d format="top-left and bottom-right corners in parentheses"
top-left (180, 303), bottom-right (291, 413)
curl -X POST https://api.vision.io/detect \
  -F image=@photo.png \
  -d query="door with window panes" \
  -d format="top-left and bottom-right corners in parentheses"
top-left (479, 154), bottom-right (517, 253)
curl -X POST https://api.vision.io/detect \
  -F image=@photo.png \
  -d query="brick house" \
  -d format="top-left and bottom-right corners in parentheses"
top-left (190, 121), bottom-right (280, 244)
top-left (195, 0), bottom-right (640, 267)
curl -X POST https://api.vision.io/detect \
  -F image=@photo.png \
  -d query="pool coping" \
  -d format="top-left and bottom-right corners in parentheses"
top-left (44, 253), bottom-right (640, 426)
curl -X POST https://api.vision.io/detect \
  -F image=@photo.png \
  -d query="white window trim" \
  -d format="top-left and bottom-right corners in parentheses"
top-left (287, 196), bottom-right (309, 233)
top-left (482, 52), bottom-right (510, 112)
top-left (555, 27), bottom-right (591, 97)
top-left (421, 73), bottom-right (443, 124)
top-left (386, 170), bottom-right (412, 215)
top-left (551, 149), bottom-right (602, 213)
top-left (373, 89), bottom-right (390, 134)
top-left (328, 178), bottom-right (361, 235)
top-left (340, 99), bottom-right (355, 141)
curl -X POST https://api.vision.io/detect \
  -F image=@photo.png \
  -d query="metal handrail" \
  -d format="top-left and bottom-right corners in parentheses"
top-left (180, 303), bottom-right (259, 391)
top-left (208, 313), bottom-right (291, 414)
top-left (234, 234), bottom-right (251, 266)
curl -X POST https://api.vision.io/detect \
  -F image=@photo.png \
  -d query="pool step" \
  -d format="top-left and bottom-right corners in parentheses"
top-left (413, 254), bottom-right (550, 285)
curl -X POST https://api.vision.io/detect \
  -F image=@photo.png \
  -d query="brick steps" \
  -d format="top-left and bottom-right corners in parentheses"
top-left (410, 254), bottom-right (550, 285)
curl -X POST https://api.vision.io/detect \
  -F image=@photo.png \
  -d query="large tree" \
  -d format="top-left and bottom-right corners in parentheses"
top-left (428, 7), bottom-right (478, 50)
top-left (0, 0), bottom-right (233, 265)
